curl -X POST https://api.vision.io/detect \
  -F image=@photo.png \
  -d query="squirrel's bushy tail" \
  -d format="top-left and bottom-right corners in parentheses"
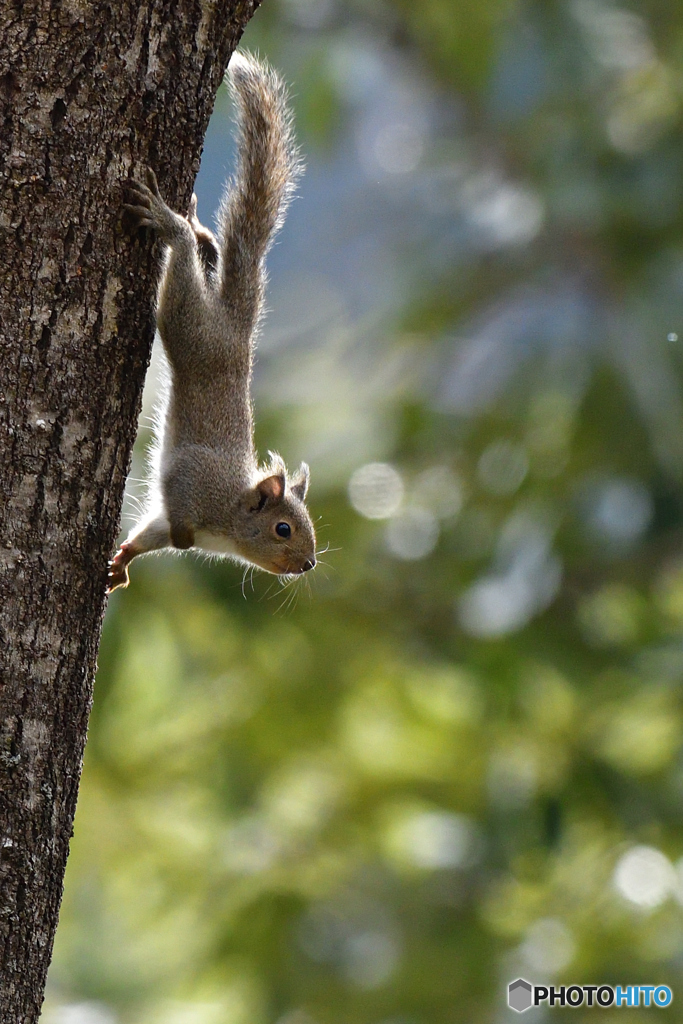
top-left (218, 52), bottom-right (301, 325)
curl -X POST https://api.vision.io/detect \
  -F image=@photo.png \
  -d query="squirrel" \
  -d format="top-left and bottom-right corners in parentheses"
top-left (107, 52), bottom-right (316, 592)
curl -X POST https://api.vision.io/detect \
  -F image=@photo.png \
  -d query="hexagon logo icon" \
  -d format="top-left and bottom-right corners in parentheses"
top-left (508, 978), bottom-right (533, 1013)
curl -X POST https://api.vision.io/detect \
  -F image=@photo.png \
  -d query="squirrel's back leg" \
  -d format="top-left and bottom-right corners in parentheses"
top-left (123, 170), bottom-right (213, 371)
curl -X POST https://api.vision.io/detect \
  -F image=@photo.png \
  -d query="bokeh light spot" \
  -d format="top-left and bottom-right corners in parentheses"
top-left (349, 463), bottom-right (404, 519)
top-left (477, 441), bottom-right (529, 496)
top-left (385, 507), bottom-right (439, 560)
top-left (614, 846), bottom-right (676, 909)
top-left (521, 918), bottom-right (575, 973)
top-left (583, 477), bottom-right (653, 545)
top-left (385, 809), bottom-right (480, 870)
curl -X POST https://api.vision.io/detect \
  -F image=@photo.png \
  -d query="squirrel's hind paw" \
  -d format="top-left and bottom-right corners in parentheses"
top-left (122, 173), bottom-right (179, 238)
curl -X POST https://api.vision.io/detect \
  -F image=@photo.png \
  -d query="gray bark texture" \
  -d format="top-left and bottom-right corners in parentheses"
top-left (0, 1), bottom-right (260, 1019)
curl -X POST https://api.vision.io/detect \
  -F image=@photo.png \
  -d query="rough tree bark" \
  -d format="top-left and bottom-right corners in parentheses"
top-left (0, 1), bottom-right (260, 1018)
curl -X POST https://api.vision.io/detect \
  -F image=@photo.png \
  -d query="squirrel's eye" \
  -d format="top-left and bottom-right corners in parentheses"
top-left (275, 522), bottom-right (291, 539)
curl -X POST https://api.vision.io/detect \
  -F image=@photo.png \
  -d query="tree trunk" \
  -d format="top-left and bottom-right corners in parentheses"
top-left (0, 1), bottom-right (260, 1018)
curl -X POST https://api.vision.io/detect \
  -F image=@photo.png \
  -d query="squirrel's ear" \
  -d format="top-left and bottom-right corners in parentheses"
top-left (256, 472), bottom-right (286, 504)
top-left (291, 462), bottom-right (310, 501)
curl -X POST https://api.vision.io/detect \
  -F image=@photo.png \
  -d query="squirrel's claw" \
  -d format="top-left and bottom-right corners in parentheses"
top-left (122, 204), bottom-right (153, 226)
top-left (145, 166), bottom-right (161, 197)
top-left (107, 544), bottom-right (133, 594)
top-left (106, 566), bottom-right (129, 593)
top-left (122, 179), bottom-right (155, 230)
top-left (124, 180), bottom-right (152, 201)
top-left (122, 172), bottom-right (183, 240)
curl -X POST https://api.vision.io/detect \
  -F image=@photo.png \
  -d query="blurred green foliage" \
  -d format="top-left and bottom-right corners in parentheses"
top-left (45, 0), bottom-right (683, 1022)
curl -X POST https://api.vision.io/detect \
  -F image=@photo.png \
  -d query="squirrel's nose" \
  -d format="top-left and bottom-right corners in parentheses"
top-left (301, 557), bottom-right (316, 572)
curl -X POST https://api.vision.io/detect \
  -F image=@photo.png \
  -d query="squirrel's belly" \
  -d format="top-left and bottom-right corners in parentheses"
top-left (194, 530), bottom-right (240, 556)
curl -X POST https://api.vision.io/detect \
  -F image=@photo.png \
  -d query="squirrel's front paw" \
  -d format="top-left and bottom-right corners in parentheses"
top-left (123, 168), bottom-right (180, 239)
top-left (107, 544), bottom-right (133, 593)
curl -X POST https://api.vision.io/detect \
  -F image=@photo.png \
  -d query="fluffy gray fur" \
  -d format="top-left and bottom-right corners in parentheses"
top-left (108, 52), bottom-right (316, 591)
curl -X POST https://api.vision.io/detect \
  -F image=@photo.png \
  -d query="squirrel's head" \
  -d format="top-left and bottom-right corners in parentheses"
top-left (234, 454), bottom-right (316, 576)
